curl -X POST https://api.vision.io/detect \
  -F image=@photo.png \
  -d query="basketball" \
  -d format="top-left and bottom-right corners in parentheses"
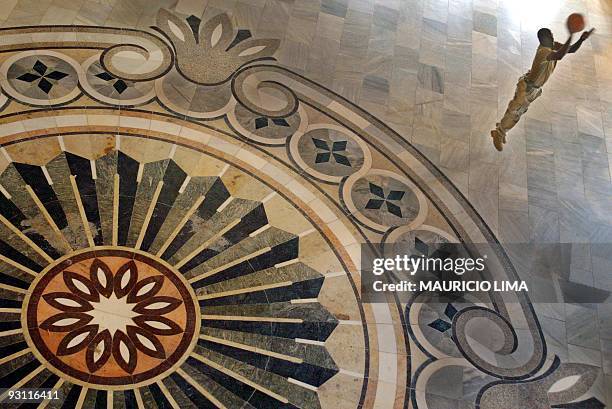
top-left (567, 13), bottom-right (585, 33)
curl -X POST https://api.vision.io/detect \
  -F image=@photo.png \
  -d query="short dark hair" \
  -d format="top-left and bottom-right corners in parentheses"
top-left (537, 28), bottom-right (553, 44)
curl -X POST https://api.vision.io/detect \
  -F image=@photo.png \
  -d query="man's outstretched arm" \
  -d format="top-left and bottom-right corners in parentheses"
top-left (548, 34), bottom-right (573, 61)
top-left (568, 28), bottom-right (595, 53)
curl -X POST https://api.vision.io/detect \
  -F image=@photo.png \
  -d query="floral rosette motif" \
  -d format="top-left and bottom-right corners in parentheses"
top-left (41, 259), bottom-right (182, 374)
top-left (25, 252), bottom-right (198, 386)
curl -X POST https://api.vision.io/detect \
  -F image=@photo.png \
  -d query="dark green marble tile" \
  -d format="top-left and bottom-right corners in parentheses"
top-left (95, 151), bottom-right (118, 245)
top-left (45, 152), bottom-right (89, 249)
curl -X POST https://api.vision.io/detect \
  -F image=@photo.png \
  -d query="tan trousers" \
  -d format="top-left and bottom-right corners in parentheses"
top-left (495, 76), bottom-right (542, 136)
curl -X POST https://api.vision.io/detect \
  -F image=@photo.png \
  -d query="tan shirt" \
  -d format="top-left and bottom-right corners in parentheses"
top-left (526, 45), bottom-right (557, 87)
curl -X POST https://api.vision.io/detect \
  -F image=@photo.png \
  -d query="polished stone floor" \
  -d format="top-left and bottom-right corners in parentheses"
top-left (0, 0), bottom-right (609, 408)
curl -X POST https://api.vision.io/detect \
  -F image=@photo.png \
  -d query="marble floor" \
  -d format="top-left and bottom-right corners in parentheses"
top-left (0, 0), bottom-right (610, 408)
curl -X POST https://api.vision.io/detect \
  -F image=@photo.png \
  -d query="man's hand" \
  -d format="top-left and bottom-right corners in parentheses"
top-left (568, 28), bottom-right (595, 53)
top-left (580, 28), bottom-right (595, 41)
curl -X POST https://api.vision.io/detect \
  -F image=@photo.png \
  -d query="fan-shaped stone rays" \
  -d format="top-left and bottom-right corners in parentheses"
top-left (0, 127), bottom-right (363, 408)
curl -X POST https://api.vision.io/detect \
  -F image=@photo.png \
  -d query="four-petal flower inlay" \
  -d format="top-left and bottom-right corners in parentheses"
top-left (365, 182), bottom-right (406, 217)
top-left (427, 303), bottom-right (458, 333)
top-left (312, 138), bottom-right (352, 166)
top-left (16, 59), bottom-right (68, 94)
top-left (94, 71), bottom-right (129, 94)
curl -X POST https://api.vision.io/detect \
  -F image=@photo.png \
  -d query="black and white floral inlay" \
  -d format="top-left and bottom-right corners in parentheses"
top-left (365, 182), bottom-right (406, 218)
top-left (16, 59), bottom-right (68, 94)
top-left (312, 138), bottom-right (351, 166)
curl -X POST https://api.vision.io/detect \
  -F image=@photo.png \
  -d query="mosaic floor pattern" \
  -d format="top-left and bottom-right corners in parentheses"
top-left (0, 6), bottom-right (608, 409)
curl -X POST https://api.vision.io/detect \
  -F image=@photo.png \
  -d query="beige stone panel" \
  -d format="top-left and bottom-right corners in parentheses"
top-left (0, 152), bottom-right (9, 173)
top-left (298, 232), bottom-right (345, 274)
top-left (190, 153), bottom-right (227, 177)
top-left (5, 136), bottom-right (61, 165)
top-left (318, 372), bottom-right (364, 409)
top-left (263, 193), bottom-right (312, 235)
top-left (318, 275), bottom-right (362, 321)
top-left (63, 133), bottom-right (115, 159)
top-left (120, 135), bottom-right (173, 163)
top-left (172, 145), bottom-right (207, 175)
top-left (325, 323), bottom-right (366, 374)
top-left (220, 166), bottom-right (273, 201)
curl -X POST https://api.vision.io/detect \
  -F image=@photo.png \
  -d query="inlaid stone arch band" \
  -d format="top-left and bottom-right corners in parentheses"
top-left (0, 26), bottom-right (173, 81)
top-left (230, 62), bottom-right (548, 382)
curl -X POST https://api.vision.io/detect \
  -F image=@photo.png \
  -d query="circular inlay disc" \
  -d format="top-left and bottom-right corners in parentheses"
top-left (350, 173), bottom-right (422, 228)
top-left (23, 248), bottom-right (200, 389)
top-left (4, 53), bottom-right (79, 104)
top-left (296, 128), bottom-right (366, 178)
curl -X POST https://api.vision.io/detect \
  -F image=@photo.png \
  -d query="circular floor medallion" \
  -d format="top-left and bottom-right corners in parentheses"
top-left (23, 248), bottom-right (199, 388)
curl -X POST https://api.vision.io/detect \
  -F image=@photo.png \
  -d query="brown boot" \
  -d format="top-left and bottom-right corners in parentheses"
top-left (491, 129), bottom-right (505, 151)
